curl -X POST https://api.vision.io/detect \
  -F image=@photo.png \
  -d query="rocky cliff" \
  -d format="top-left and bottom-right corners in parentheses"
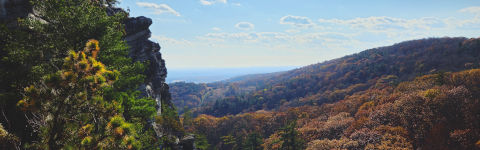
top-left (110, 5), bottom-right (194, 149)
top-left (123, 16), bottom-right (171, 116)
top-left (122, 15), bottom-right (180, 138)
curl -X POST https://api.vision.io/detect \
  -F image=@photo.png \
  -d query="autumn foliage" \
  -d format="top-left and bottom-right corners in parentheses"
top-left (188, 68), bottom-right (480, 150)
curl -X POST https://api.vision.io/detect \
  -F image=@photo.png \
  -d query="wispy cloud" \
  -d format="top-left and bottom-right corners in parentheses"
top-left (200, 0), bottom-right (227, 5)
top-left (199, 13), bottom-right (479, 55)
top-left (151, 35), bottom-right (193, 48)
top-left (212, 27), bottom-right (222, 31)
top-left (235, 22), bottom-right (255, 31)
top-left (459, 6), bottom-right (480, 15)
top-left (198, 31), bottom-right (354, 48)
top-left (457, 6), bottom-right (480, 29)
top-left (280, 15), bottom-right (315, 28)
top-left (285, 29), bottom-right (300, 34)
top-left (136, 2), bottom-right (181, 16)
top-left (317, 16), bottom-right (446, 30)
top-left (200, 32), bottom-right (259, 43)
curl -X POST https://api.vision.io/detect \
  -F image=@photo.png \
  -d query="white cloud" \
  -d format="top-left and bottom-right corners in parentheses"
top-left (200, 0), bottom-right (227, 5)
top-left (318, 16), bottom-right (446, 30)
top-left (198, 31), bottom-right (356, 49)
top-left (212, 27), bottom-right (222, 31)
top-left (235, 22), bottom-right (255, 31)
top-left (151, 35), bottom-right (192, 48)
top-left (459, 6), bottom-right (480, 15)
top-left (201, 32), bottom-right (258, 42)
top-left (152, 18), bottom-right (188, 23)
top-left (195, 15), bottom-right (479, 58)
top-left (457, 18), bottom-right (480, 29)
top-left (457, 6), bottom-right (480, 29)
top-left (285, 29), bottom-right (300, 34)
top-left (280, 15), bottom-right (315, 28)
top-left (198, 32), bottom-right (295, 46)
top-left (136, 2), bottom-right (181, 16)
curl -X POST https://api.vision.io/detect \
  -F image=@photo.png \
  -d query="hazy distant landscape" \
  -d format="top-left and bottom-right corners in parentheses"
top-left (167, 66), bottom-right (298, 83)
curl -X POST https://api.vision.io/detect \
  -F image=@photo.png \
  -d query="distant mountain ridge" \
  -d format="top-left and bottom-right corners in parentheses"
top-left (166, 66), bottom-right (298, 83)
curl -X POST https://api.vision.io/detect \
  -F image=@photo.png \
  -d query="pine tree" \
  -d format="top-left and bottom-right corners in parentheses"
top-left (242, 132), bottom-right (263, 150)
top-left (195, 133), bottom-right (210, 150)
top-left (280, 120), bottom-right (304, 150)
top-left (17, 40), bottom-right (140, 149)
top-left (0, 0), bottom-right (159, 147)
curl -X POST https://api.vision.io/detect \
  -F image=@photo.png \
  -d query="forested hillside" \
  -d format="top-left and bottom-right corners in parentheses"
top-left (185, 61), bottom-right (480, 150)
top-left (171, 37), bottom-right (480, 117)
top-left (172, 37), bottom-right (480, 149)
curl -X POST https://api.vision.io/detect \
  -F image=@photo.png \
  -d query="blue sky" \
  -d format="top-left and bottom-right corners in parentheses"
top-left (118, 0), bottom-right (480, 69)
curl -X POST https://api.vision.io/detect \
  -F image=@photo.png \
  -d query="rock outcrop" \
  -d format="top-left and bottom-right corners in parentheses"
top-left (123, 15), bottom-right (178, 134)
top-left (124, 16), bottom-right (171, 116)
top-left (119, 7), bottom-right (194, 150)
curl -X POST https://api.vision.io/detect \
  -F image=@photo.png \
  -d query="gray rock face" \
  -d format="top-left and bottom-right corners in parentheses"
top-left (124, 15), bottom-right (194, 149)
top-left (123, 16), bottom-right (173, 116)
